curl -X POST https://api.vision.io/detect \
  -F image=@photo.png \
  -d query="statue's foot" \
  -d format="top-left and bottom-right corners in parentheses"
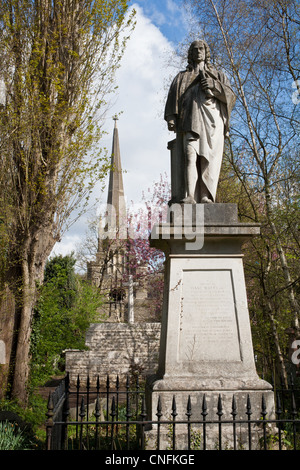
top-left (181, 196), bottom-right (196, 204)
top-left (201, 196), bottom-right (213, 203)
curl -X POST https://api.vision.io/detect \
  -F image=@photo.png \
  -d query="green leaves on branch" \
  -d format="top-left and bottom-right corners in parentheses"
top-left (30, 254), bottom-right (104, 387)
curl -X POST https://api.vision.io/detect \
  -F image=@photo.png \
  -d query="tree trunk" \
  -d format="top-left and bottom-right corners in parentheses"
top-left (0, 286), bottom-right (15, 399)
top-left (10, 270), bottom-right (35, 403)
top-left (7, 229), bottom-right (55, 403)
top-left (265, 185), bottom-right (300, 333)
top-left (269, 219), bottom-right (300, 332)
top-left (265, 301), bottom-right (288, 388)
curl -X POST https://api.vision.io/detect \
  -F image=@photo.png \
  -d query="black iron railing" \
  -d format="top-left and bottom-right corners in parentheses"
top-left (45, 373), bottom-right (300, 451)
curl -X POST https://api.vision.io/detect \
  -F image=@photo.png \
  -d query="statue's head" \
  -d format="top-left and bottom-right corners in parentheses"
top-left (187, 40), bottom-right (211, 70)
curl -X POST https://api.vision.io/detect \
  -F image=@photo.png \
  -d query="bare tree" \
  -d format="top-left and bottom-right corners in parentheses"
top-left (183, 0), bottom-right (300, 383)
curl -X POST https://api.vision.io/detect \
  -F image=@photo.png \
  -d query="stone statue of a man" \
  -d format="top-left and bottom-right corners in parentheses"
top-left (165, 40), bottom-right (236, 203)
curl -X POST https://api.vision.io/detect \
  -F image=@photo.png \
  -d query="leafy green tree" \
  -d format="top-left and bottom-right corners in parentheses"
top-left (30, 254), bottom-right (104, 387)
top-left (0, 0), bottom-right (135, 402)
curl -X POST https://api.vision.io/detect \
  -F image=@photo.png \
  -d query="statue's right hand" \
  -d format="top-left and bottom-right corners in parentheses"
top-left (168, 119), bottom-right (176, 132)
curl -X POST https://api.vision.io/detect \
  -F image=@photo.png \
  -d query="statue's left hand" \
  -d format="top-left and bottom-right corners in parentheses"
top-left (201, 77), bottom-right (214, 90)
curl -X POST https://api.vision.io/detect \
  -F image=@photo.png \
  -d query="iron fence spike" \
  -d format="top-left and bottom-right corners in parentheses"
top-left (141, 396), bottom-right (147, 419)
top-left (186, 395), bottom-right (192, 418)
top-left (95, 396), bottom-right (100, 418)
top-left (261, 394), bottom-right (267, 412)
top-left (217, 394), bottom-right (223, 417)
top-left (157, 395), bottom-right (162, 413)
top-left (231, 395), bottom-right (237, 415)
top-left (246, 394), bottom-right (252, 416)
top-left (187, 395), bottom-right (192, 412)
top-left (47, 392), bottom-right (54, 412)
top-left (45, 372), bottom-right (300, 450)
top-left (111, 396), bottom-right (116, 413)
top-left (79, 397), bottom-right (85, 419)
top-left (172, 395), bottom-right (177, 412)
top-left (202, 394), bottom-right (207, 413)
top-left (217, 394), bottom-right (223, 410)
top-left (247, 394), bottom-right (251, 408)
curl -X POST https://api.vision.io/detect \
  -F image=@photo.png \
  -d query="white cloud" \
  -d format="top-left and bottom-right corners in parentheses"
top-left (50, 234), bottom-right (81, 258)
top-left (166, 0), bottom-right (180, 16)
top-left (51, 4), bottom-right (177, 259)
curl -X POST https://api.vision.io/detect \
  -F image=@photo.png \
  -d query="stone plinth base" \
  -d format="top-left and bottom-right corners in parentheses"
top-left (145, 375), bottom-right (275, 450)
top-left (145, 204), bottom-right (275, 449)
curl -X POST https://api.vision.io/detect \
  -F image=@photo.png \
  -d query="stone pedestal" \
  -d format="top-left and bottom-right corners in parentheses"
top-left (145, 203), bottom-right (275, 450)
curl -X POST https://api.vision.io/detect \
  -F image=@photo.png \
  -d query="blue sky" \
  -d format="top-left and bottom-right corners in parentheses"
top-left (129, 0), bottom-right (188, 44)
top-left (51, 1), bottom-right (190, 260)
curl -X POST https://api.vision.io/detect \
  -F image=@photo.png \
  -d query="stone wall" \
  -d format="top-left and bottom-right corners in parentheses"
top-left (65, 322), bottom-right (161, 385)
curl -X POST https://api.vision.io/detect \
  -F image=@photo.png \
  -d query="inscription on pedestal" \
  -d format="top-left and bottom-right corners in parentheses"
top-left (179, 270), bottom-right (241, 362)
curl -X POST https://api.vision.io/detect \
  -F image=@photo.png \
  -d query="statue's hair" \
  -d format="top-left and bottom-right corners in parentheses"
top-left (187, 40), bottom-right (212, 71)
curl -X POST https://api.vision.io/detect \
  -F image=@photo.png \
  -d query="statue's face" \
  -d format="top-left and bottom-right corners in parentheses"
top-left (191, 42), bottom-right (206, 64)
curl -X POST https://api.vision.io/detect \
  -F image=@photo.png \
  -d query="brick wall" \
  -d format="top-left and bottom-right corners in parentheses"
top-left (65, 322), bottom-right (161, 385)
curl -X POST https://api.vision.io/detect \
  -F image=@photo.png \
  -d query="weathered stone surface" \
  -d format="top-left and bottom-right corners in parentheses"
top-left (145, 388), bottom-right (275, 450)
top-left (165, 41), bottom-right (236, 204)
top-left (65, 322), bottom-right (160, 385)
top-left (145, 203), bottom-right (274, 449)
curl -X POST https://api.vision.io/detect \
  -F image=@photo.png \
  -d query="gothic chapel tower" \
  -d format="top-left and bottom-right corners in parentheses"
top-left (87, 117), bottom-right (128, 322)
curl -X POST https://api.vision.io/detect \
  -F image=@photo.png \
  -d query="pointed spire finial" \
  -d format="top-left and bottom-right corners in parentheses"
top-left (113, 114), bottom-right (119, 128)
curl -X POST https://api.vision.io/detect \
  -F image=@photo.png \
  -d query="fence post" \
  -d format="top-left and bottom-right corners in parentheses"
top-left (46, 393), bottom-right (54, 450)
top-left (201, 394), bottom-right (207, 450)
top-left (231, 395), bottom-right (237, 451)
top-left (62, 374), bottom-right (70, 450)
top-left (106, 375), bottom-right (110, 438)
top-left (246, 394), bottom-right (252, 450)
top-left (291, 391), bottom-right (297, 449)
top-left (261, 394), bottom-right (267, 450)
top-left (156, 396), bottom-right (162, 451)
top-left (126, 390), bottom-right (132, 450)
top-left (95, 395), bottom-right (101, 450)
top-left (217, 395), bottom-right (223, 451)
top-left (140, 396), bottom-right (147, 450)
top-left (76, 375), bottom-right (80, 441)
top-left (79, 397), bottom-right (86, 450)
top-left (110, 396), bottom-right (116, 450)
top-left (186, 395), bottom-right (192, 451)
top-left (276, 391), bottom-right (283, 450)
top-left (171, 395), bottom-right (177, 450)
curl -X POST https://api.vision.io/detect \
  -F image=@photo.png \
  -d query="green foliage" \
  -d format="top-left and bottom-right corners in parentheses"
top-left (0, 1), bottom-right (135, 400)
top-left (0, 420), bottom-right (31, 450)
top-left (30, 254), bottom-right (104, 387)
top-left (0, 387), bottom-right (50, 448)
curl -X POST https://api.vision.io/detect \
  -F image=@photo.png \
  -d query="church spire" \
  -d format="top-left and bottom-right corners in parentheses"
top-left (103, 116), bottom-right (127, 239)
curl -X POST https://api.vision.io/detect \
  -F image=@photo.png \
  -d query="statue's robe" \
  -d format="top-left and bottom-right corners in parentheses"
top-left (164, 65), bottom-right (236, 202)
